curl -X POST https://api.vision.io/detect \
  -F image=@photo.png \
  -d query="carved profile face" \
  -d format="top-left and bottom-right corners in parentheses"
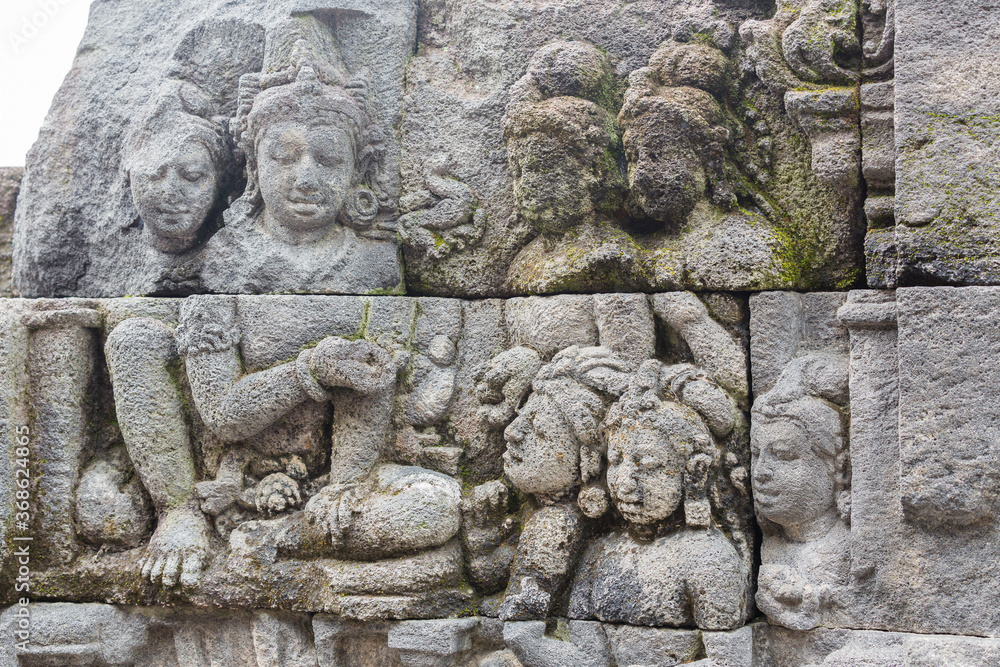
top-left (505, 97), bottom-right (626, 236)
top-left (508, 132), bottom-right (595, 235)
top-left (257, 122), bottom-right (355, 235)
top-left (606, 421), bottom-right (685, 526)
top-left (751, 416), bottom-right (836, 531)
top-left (130, 138), bottom-right (220, 252)
top-left (503, 391), bottom-right (580, 496)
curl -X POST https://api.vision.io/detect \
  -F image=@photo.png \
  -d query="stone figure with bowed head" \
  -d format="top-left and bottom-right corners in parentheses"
top-left (102, 295), bottom-right (409, 587)
top-left (123, 82), bottom-right (236, 255)
top-left (567, 360), bottom-right (752, 630)
top-left (201, 63), bottom-right (402, 294)
top-left (501, 41), bottom-right (639, 293)
top-left (480, 346), bottom-right (632, 620)
top-left (751, 353), bottom-right (851, 631)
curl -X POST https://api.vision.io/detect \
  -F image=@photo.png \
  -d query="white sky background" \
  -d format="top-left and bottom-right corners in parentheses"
top-left (0, 0), bottom-right (93, 166)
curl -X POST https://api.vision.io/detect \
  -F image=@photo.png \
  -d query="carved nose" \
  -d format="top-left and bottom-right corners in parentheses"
top-left (162, 178), bottom-right (183, 205)
top-left (504, 418), bottom-right (524, 443)
top-left (294, 163), bottom-right (320, 193)
top-left (753, 457), bottom-right (773, 483)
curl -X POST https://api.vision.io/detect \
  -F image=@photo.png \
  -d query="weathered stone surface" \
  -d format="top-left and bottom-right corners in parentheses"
top-left (0, 169), bottom-right (20, 298)
top-left (755, 625), bottom-right (1000, 667)
top-left (894, 0), bottom-right (1000, 285)
top-left (0, 293), bottom-right (750, 635)
top-left (751, 288), bottom-right (1000, 638)
top-left (402, 3), bottom-right (865, 295)
top-left (14, 1), bottom-right (416, 298)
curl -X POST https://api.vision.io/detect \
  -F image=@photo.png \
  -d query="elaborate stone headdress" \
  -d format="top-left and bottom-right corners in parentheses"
top-left (226, 61), bottom-right (386, 234)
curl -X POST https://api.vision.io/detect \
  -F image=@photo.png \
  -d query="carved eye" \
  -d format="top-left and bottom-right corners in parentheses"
top-left (182, 170), bottom-right (206, 183)
top-left (774, 448), bottom-right (799, 462)
top-left (271, 149), bottom-right (298, 166)
top-left (639, 456), bottom-right (660, 470)
top-left (315, 149), bottom-right (345, 168)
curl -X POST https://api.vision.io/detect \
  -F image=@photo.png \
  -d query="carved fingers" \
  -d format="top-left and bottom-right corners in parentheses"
top-left (309, 337), bottom-right (397, 394)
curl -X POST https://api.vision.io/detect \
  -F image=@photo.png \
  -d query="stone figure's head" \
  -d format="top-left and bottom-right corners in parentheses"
top-left (502, 41), bottom-right (627, 236)
top-left (232, 65), bottom-right (381, 241)
top-left (125, 83), bottom-right (233, 253)
top-left (603, 360), bottom-right (720, 528)
top-left (751, 354), bottom-right (850, 538)
top-left (618, 41), bottom-right (737, 227)
top-left (503, 346), bottom-right (628, 497)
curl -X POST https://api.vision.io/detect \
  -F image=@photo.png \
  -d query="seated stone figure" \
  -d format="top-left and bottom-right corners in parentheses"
top-left (103, 295), bottom-right (413, 587)
top-left (568, 359), bottom-right (751, 630)
top-left (502, 41), bottom-right (637, 294)
top-left (751, 353), bottom-right (851, 630)
top-left (124, 82), bottom-right (234, 255)
top-left (201, 64), bottom-right (402, 294)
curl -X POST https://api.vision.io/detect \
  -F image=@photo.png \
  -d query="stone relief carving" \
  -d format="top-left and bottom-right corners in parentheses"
top-left (752, 354), bottom-right (851, 631)
top-left (395, 15), bottom-right (864, 295)
top-left (0, 292), bottom-right (752, 639)
top-left (11, 0), bottom-right (1000, 664)
top-left (200, 17), bottom-right (403, 294)
top-left (13, 3), bottom-right (416, 297)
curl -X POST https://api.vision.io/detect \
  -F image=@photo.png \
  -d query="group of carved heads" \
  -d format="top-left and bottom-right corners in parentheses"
top-left (124, 60), bottom-right (380, 254)
top-left (502, 36), bottom-right (738, 238)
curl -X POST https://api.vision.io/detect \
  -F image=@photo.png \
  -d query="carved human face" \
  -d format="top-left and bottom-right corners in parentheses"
top-left (606, 423), bottom-right (684, 526)
top-left (751, 418), bottom-right (836, 531)
top-left (130, 139), bottom-right (218, 251)
top-left (257, 122), bottom-right (355, 235)
top-left (503, 392), bottom-right (579, 496)
top-left (508, 133), bottom-right (594, 235)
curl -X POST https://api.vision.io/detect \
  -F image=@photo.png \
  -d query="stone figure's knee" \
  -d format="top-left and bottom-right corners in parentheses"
top-left (106, 317), bottom-right (178, 367)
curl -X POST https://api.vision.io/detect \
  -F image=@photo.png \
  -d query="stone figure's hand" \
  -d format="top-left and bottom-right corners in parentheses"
top-left (138, 501), bottom-right (211, 589)
top-left (756, 564), bottom-right (821, 631)
top-left (476, 347), bottom-right (542, 428)
top-left (498, 576), bottom-right (551, 621)
top-left (464, 480), bottom-right (514, 530)
top-left (310, 337), bottom-right (396, 394)
top-left (255, 473), bottom-right (302, 515)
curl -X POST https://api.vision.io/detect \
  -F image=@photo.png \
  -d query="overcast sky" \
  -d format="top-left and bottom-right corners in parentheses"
top-left (0, 0), bottom-right (93, 166)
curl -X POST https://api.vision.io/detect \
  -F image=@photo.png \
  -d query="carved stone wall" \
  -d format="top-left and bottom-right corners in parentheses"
top-left (5, 0), bottom-right (1000, 665)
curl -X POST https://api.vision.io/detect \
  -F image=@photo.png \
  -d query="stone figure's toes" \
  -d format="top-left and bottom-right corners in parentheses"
top-left (149, 556), bottom-right (166, 582)
top-left (161, 554), bottom-right (181, 587)
top-left (180, 553), bottom-right (204, 589)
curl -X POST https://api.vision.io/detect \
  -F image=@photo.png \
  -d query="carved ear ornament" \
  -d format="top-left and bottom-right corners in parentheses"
top-left (338, 186), bottom-right (380, 231)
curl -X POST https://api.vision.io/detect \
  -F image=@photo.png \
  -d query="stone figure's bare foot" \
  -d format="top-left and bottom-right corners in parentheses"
top-left (275, 483), bottom-right (355, 558)
top-left (138, 501), bottom-right (211, 589)
top-left (255, 473), bottom-right (302, 515)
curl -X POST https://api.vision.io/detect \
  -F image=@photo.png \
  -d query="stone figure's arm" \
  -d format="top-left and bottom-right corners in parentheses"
top-left (687, 538), bottom-right (750, 630)
top-left (651, 292), bottom-right (748, 404)
top-left (462, 480), bottom-right (519, 593)
top-left (499, 504), bottom-right (586, 620)
top-left (185, 346), bottom-right (310, 443)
